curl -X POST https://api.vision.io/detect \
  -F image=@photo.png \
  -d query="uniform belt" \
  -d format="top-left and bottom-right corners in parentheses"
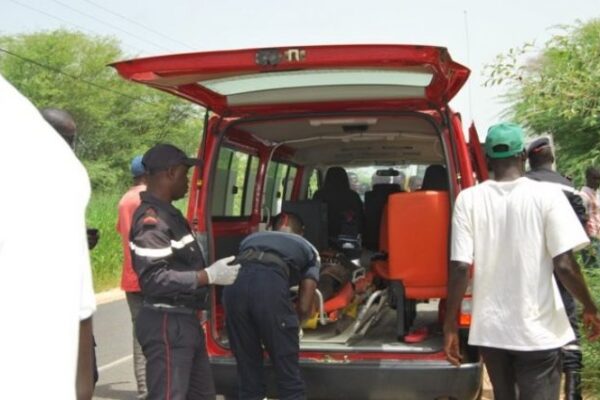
top-left (144, 293), bottom-right (208, 311)
top-left (143, 301), bottom-right (196, 314)
top-left (237, 249), bottom-right (290, 277)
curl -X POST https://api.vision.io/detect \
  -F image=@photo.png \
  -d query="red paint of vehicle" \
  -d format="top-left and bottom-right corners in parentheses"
top-left (111, 45), bottom-right (469, 116)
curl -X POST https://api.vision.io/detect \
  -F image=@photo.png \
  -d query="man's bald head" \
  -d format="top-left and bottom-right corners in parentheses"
top-left (40, 108), bottom-right (77, 147)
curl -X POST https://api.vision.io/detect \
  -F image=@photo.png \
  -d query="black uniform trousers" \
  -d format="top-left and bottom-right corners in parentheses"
top-left (480, 346), bottom-right (561, 400)
top-left (223, 264), bottom-right (305, 400)
top-left (135, 306), bottom-right (215, 400)
top-left (556, 279), bottom-right (582, 372)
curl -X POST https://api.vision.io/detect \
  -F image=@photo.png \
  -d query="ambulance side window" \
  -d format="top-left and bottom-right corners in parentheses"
top-left (212, 147), bottom-right (257, 217)
top-left (307, 169), bottom-right (320, 198)
top-left (263, 162), bottom-right (296, 215)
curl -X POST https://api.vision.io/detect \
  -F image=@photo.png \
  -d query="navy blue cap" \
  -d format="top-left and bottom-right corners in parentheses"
top-left (142, 144), bottom-right (200, 173)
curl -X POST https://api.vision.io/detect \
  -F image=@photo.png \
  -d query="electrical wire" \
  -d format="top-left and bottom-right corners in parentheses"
top-left (50, 0), bottom-right (171, 52)
top-left (0, 46), bottom-right (151, 103)
top-left (7, 0), bottom-right (143, 56)
top-left (80, 0), bottom-right (195, 50)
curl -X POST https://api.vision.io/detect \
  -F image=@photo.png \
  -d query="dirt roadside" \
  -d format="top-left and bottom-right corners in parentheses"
top-left (95, 288), bottom-right (125, 305)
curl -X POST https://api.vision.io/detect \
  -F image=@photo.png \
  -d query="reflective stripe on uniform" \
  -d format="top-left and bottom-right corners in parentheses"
top-left (130, 242), bottom-right (173, 258)
top-left (170, 234), bottom-right (195, 249)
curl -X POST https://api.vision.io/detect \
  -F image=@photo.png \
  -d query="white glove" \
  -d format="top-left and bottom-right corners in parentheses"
top-left (204, 255), bottom-right (240, 285)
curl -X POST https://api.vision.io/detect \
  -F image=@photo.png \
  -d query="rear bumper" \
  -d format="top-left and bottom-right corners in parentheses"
top-left (211, 356), bottom-right (483, 400)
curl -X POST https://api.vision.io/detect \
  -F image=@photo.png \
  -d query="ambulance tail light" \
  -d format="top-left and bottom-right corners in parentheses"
top-left (459, 296), bottom-right (472, 327)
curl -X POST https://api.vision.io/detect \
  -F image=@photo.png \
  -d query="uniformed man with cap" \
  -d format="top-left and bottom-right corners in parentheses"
top-left (130, 143), bottom-right (241, 400)
top-left (223, 212), bottom-right (319, 400)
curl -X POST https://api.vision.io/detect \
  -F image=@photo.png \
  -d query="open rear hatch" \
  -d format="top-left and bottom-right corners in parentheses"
top-left (111, 44), bottom-right (469, 116)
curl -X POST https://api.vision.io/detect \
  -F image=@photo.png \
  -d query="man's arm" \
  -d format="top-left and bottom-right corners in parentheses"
top-left (443, 261), bottom-right (470, 366)
top-left (76, 317), bottom-right (94, 400)
top-left (554, 251), bottom-right (600, 340)
top-left (296, 278), bottom-right (317, 322)
top-left (444, 190), bottom-right (474, 366)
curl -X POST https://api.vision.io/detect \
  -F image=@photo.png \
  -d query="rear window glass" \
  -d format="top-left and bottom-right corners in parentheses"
top-left (200, 69), bottom-right (433, 95)
top-left (198, 69), bottom-right (433, 106)
top-left (343, 165), bottom-right (432, 198)
top-left (211, 148), bottom-right (257, 217)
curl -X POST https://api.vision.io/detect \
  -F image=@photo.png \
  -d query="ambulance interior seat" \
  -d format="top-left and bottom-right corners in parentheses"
top-left (420, 164), bottom-right (448, 191)
top-left (364, 169), bottom-right (404, 250)
top-left (282, 198), bottom-right (368, 327)
top-left (372, 166), bottom-right (450, 341)
top-left (281, 200), bottom-right (328, 251)
top-left (312, 166), bottom-right (365, 248)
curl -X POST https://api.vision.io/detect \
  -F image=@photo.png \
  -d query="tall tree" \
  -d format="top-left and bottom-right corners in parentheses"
top-left (485, 19), bottom-right (600, 182)
top-left (0, 30), bottom-right (203, 190)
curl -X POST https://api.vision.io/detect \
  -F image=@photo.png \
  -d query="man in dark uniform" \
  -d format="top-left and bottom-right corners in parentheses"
top-left (130, 143), bottom-right (241, 400)
top-left (526, 137), bottom-right (586, 400)
top-left (223, 212), bottom-right (320, 400)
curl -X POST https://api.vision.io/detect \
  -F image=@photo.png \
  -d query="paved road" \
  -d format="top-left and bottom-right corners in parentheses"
top-left (92, 298), bottom-right (492, 400)
top-left (92, 298), bottom-right (226, 400)
top-left (93, 299), bottom-right (138, 400)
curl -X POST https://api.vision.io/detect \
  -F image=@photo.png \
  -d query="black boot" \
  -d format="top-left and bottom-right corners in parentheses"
top-left (565, 371), bottom-right (582, 400)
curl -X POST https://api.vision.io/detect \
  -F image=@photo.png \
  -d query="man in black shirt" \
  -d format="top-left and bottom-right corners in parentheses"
top-left (526, 137), bottom-right (585, 400)
top-left (130, 143), bottom-right (240, 400)
top-left (223, 213), bottom-right (320, 400)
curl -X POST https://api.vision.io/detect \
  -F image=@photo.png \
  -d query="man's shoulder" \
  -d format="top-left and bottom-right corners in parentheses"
top-left (526, 168), bottom-right (573, 188)
top-left (458, 178), bottom-right (552, 198)
top-left (119, 186), bottom-right (144, 207)
top-left (132, 205), bottom-right (167, 231)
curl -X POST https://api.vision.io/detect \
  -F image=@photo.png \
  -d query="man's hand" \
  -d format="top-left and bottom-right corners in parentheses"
top-left (582, 308), bottom-right (600, 341)
top-left (204, 256), bottom-right (241, 285)
top-left (443, 326), bottom-right (462, 367)
top-left (443, 261), bottom-right (470, 367)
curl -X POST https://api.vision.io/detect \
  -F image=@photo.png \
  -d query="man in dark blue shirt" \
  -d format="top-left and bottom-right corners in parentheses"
top-left (223, 212), bottom-right (320, 400)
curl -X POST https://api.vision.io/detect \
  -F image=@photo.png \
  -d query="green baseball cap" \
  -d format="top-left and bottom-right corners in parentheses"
top-left (485, 122), bottom-right (525, 159)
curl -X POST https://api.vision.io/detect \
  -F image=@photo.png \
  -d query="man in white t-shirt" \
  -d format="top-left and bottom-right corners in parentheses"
top-left (0, 74), bottom-right (96, 399)
top-left (443, 122), bottom-right (600, 400)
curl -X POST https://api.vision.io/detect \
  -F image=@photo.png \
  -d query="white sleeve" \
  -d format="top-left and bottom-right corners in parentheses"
top-left (545, 189), bottom-right (590, 257)
top-left (451, 190), bottom-right (474, 264)
top-left (79, 246), bottom-right (96, 320)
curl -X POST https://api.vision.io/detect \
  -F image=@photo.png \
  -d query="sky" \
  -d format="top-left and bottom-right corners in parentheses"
top-left (2, 0), bottom-right (600, 134)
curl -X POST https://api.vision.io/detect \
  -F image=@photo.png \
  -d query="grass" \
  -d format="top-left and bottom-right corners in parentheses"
top-left (581, 267), bottom-right (600, 396)
top-left (87, 192), bottom-right (123, 292)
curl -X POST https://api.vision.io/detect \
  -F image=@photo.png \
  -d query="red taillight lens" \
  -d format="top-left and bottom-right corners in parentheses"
top-left (459, 296), bottom-right (472, 327)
